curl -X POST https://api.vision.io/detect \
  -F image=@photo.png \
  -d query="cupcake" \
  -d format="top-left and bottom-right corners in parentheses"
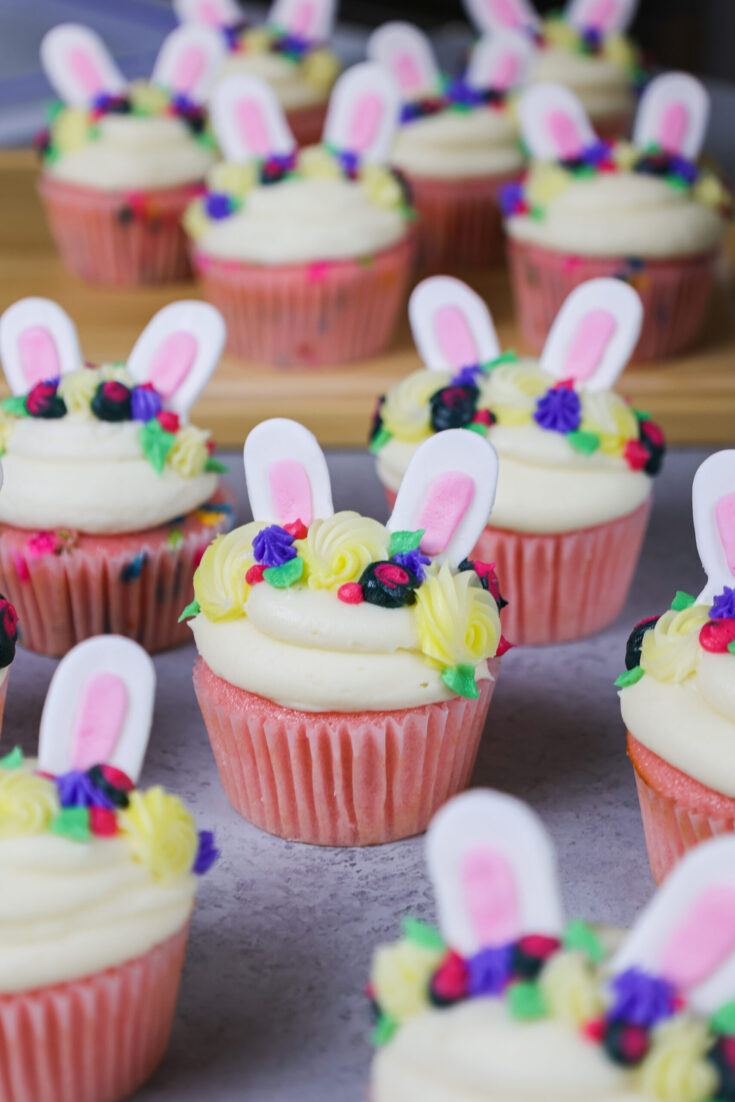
top-left (369, 787), bottom-right (735, 1102)
top-left (0, 590), bottom-right (18, 741)
top-left (371, 275), bottom-right (664, 645)
top-left (37, 22), bottom-right (224, 285)
top-left (174, 0), bottom-right (340, 146)
top-left (367, 23), bottom-right (533, 270)
top-left (184, 64), bottom-right (414, 366)
top-left (0, 297), bottom-right (234, 657)
top-left (618, 450), bottom-right (735, 884)
top-left (186, 417), bottom-right (509, 846)
top-left (0, 635), bottom-right (219, 1102)
top-left (502, 75), bottom-right (730, 363)
top-left (463, 0), bottom-right (642, 139)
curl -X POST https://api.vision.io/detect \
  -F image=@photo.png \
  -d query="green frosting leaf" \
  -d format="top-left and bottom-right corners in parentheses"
top-left (728, 641), bottom-right (735, 656)
top-left (711, 1001), bottom-right (735, 1035)
top-left (508, 981), bottom-right (547, 1021)
top-left (483, 350), bottom-right (517, 371)
top-left (1, 396), bottom-right (28, 417)
top-left (371, 1013), bottom-right (398, 1047)
top-left (615, 666), bottom-right (645, 689)
top-left (442, 664), bottom-right (479, 699)
top-left (369, 427), bottom-right (392, 454)
top-left (401, 917), bottom-right (446, 952)
top-left (563, 919), bottom-right (605, 964)
top-left (205, 457), bottom-right (228, 474)
top-left (178, 599), bottom-right (200, 623)
top-left (51, 806), bottom-right (90, 843)
top-left (0, 746), bottom-right (23, 770)
top-left (634, 409), bottom-right (652, 422)
top-left (140, 419), bottom-right (175, 475)
top-left (671, 591), bottom-right (695, 611)
top-left (567, 431), bottom-right (600, 455)
top-left (264, 556), bottom-right (304, 588)
top-left (167, 528), bottom-right (183, 550)
top-left (466, 422), bottom-right (488, 436)
top-left (389, 530), bottom-right (425, 556)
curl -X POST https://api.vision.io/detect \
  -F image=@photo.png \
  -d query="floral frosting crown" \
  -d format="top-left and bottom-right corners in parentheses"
top-left (0, 594), bottom-right (18, 670)
top-left (369, 789), bottom-right (735, 1102)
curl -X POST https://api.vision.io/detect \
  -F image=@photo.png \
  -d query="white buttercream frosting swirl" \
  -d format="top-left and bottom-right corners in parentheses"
top-left (392, 108), bottom-right (523, 180)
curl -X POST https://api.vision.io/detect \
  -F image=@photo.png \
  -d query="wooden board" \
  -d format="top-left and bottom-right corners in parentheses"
top-left (2, 147), bottom-right (735, 446)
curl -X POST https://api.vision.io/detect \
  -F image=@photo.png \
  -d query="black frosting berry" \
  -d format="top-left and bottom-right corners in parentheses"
top-left (625, 617), bottom-right (659, 670)
top-left (707, 1038), bottom-right (735, 1101)
top-left (25, 380), bottom-right (66, 419)
top-left (458, 558), bottom-right (508, 610)
top-left (369, 395), bottom-right (385, 443)
top-left (637, 419), bottom-right (666, 477)
top-left (602, 1021), bottom-right (650, 1067)
top-left (429, 384), bottom-right (479, 432)
top-left (91, 380), bottom-right (132, 422)
top-left (360, 561), bottom-right (420, 609)
top-left (0, 596), bottom-right (18, 668)
top-left (86, 765), bottom-right (131, 809)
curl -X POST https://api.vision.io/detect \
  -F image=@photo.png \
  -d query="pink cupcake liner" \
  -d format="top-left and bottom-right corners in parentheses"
top-left (193, 656), bottom-right (500, 846)
top-left (285, 101), bottom-right (328, 146)
top-left (0, 488), bottom-right (234, 657)
top-left (628, 732), bottom-right (735, 884)
top-left (38, 174), bottom-right (205, 286)
top-left (405, 168), bottom-right (520, 271)
top-left (0, 924), bottom-right (189, 1102)
top-left (192, 234), bottom-right (414, 367)
top-left (506, 236), bottom-right (718, 364)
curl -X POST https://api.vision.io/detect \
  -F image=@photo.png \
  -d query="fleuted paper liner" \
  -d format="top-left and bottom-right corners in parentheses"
top-left (0, 488), bottom-right (234, 657)
top-left (506, 236), bottom-right (718, 365)
top-left (192, 234), bottom-right (414, 367)
top-left (39, 174), bottom-right (204, 286)
top-left (0, 923), bottom-right (189, 1102)
top-left (193, 657), bottom-right (499, 846)
top-left (628, 732), bottom-right (735, 885)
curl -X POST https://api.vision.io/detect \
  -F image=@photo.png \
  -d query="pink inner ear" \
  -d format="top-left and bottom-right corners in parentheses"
top-left (563, 309), bottom-right (616, 380)
top-left (288, 1), bottom-right (316, 37)
top-left (417, 471), bottom-right (474, 556)
top-left (269, 459), bottom-right (313, 526)
top-left (147, 332), bottom-right (197, 398)
top-left (18, 326), bottom-right (61, 386)
top-left (658, 101), bottom-right (689, 155)
top-left (171, 45), bottom-right (206, 94)
top-left (489, 50), bottom-right (520, 91)
top-left (584, 0), bottom-right (619, 30)
top-left (71, 673), bottom-right (129, 771)
top-left (486, 0), bottom-right (525, 29)
top-left (394, 51), bottom-right (423, 95)
top-left (435, 305), bottom-right (480, 370)
top-left (197, 1), bottom-right (224, 24)
top-left (715, 491), bottom-right (735, 576)
top-left (547, 109), bottom-right (584, 160)
top-left (235, 99), bottom-right (271, 157)
top-left (461, 846), bottom-right (520, 946)
top-left (347, 93), bottom-right (382, 153)
top-left (68, 46), bottom-right (105, 96)
top-left (660, 887), bottom-right (735, 989)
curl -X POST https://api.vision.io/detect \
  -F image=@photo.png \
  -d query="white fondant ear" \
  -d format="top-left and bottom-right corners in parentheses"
top-left (388, 430), bottom-right (498, 565)
top-left (38, 636), bottom-right (156, 783)
top-left (519, 82), bottom-right (597, 161)
top-left (540, 278), bottom-right (642, 391)
top-left (409, 277), bottom-right (501, 372)
top-left (126, 301), bottom-right (226, 420)
top-left (323, 62), bottom-right (400, 163)
top-left (211, 72), bottom-right (296, 161)
top-left (633, 72), bottom-right (709, 161)
top-left (610, 835), bottom-right (735, 1015)
top-left (466, 30), bottom-right (535, 92)
top-left (173, 0), bottom-right (243, 26)
top-left (427, 790), bottom-right (564, 956)
top-left (565, 0), bottom-right (639, 35)
top-left (244, 418), bottom-right (333, 526)
top-left (463, 0), bottom-right (540, 34)
top-left (0, 297), bottom-right (81, 394)
top-left (268, 0), bottom-right (337, 41)
top-left (151, 24), bottom-right (226, 103)
top-left (366, 23), bottom-right (441, 100)
top-left (692, 450), bottom-right (735, 606)
top-left (40, 24), bottom-right (127, 107)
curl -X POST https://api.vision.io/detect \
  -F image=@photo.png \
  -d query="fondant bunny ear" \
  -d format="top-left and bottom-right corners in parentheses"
top-left (211, 72), bottom-right (295, 162)
top-left (40, 24), bottom-right (127, 107)
top-left (610, 835), bottom-right (735, 1015)
top-left (38, 636), bottom-right (155, 783)
top-left (151, 24), bottom-right (226, 103)
top-left (366, 23), bottom-right (441, 100)
top-left (0, 297), bottom-right (81, 394)
top-left (519, 82), bottom-right (597, 161)
top-left (692, 451), bottom-right (735, 606)
top-left (633, 72), bottom-right (709, 161)
top-left (466, 30), bottom-right (535, 92)
top-left (409, 277), bottom-right (500, 372)
top-left (323, 62), bottom-right (400, 163)
top-left (173, 0), bottom-right (243, 26)
top-left (268, 0), bottom-right (337, 41)
top-left (539, 279), bottom-right (642, 392)
top-left (244, 418), bottom-right (333, 526)
top-left (427, 790), bottom-right (564, 957)
top-left (565, 0), bottom-right (639, 34)
top-left (462, 0), bottom-right (540, 34)
top-left (126, 301), bottom-right (226, 420)
top-left (388, 430), bottom-right (498, 565)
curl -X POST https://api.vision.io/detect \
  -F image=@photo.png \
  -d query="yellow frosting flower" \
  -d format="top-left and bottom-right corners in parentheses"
top-left (52, 107), bottom-right (91, 153)
top-left (371, 938), bottom-right (444, 1023)
top-left (580, 392), bottom-right (639, 455)
top-left (694, 172), bottom-right (729, 212)
top-left (302, 47), bottom-right (340, 94)
top-left (129, 80), bottom-right (170, 116)
top-left (613, 141), bottom-right (640, 170)
top-left (183, 198), bottom-right (210, 241)
top-left (543, 16), bottom-right (579, 51)
top-left (492, 406), bottom-right (533, 427)
top-left (604, 34), bottom-right (636, 72)
top-left (381, 370), bottom-right (451, 442)
top-left (193, 521), bottom-right (265, 621)
top-left (99, 363), bottom-right (134, 386)
top-left (58, 367), bottom-right (98, 415)
top-left (243, 28), bottom-right (273, 53)
top-left (0, 409), bottom-right (16, 453)
top-left (414, 563), bottom-right (501, 670)
top-left (299, 144), bottom-right (343, 181)
top-left (539, 951), bottom-right (604, 1028)
top-left (119, 786), bottom-right (198, 882)
top-left (297, 511), bottom-right (389, 590)
top-left (641, 605), bottom-right (711, 684)
top-left (361, 165), bottom-right (403, 210)
top-left (168, 425), bottom-right (210, 478)
top-left (526, 163), bottom-right (570, 205)
top-left (638, 1017), bottom-right (717, 1102)
top-left (480, 361), bottom-right (549, 412)
top-left (209, 160), bottom-right (258, 198)
top-left (0, 770), bottom-right (59, 839)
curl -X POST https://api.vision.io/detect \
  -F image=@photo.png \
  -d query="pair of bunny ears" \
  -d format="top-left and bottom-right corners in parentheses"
top-left (463, 0), bottom-right (638, 37)
top-left (429, 789), bottom-right (735, 1015)
top-left (521, 73), bottom-right (710, 163)
top-left (0, 298), bottom-right (226, 418)
top-left (174, 0), bottom-right (337, 43)
top-left (41, 22), bottom-right (228, 107)
top-left (409, 274), bottom-right (643, 394)
top-left (244, 418), bottom-right (498, 566)
top-left (367, 23), bottom-right (535, 101)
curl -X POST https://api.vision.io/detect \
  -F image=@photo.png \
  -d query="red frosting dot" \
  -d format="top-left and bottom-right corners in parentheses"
top-left (432, 951), bottom-right (469, 1002)
top-left (699, 618), bottom-right (735, 653)
top-left (284, 519), bottom-right (308, 540)
top-left (497, 635), bottom-right (514, 657)
top-left (157, 411), bottom-right (180, 434)
top-left (90, 807), bottom-right (118, 836)
top-left (624, 439), bottom-right (649, 471)
top-left (246, 564), bottom-right (266, 586)
top-left (582, 1018), bottom-right (606, 1043)
top-left (517, 934), bottom-right (560, 960)
top-left (100, 765), bottom-right (134, 792)
top-left (473, 409), bottom-right (493, 426)
top-left (338, 582), bottom-right (363, 604)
